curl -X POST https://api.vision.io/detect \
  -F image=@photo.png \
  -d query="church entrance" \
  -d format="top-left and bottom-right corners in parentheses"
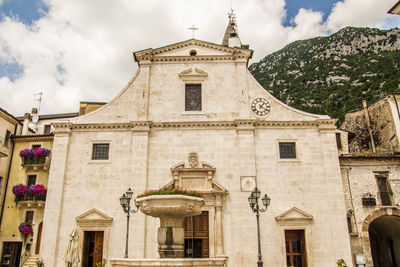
top-left (184, 211), bottom-right (209, 258)
top-left (369, 215), bottom-right (400, 267)
top-left (82, 231), bottom-right (104, 267)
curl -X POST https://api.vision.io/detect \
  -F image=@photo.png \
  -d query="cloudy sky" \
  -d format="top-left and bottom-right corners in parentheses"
top-left (0, 0), bottom-right (399, 116)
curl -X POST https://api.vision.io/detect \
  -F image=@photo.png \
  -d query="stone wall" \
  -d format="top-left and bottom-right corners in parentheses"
top-left (340, 96), bottom-right (399, 153)
top-left (340, 156), bottom-right (400, 266)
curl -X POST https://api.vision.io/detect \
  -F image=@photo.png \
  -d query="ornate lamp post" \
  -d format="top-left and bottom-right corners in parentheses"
top-left (119, 188), bottom-right (139, 258)
top-left (248, 187), bottom-right (271, 267)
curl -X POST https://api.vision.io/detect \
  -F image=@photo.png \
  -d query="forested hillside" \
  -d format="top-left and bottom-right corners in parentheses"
top-left (249, 27), bottom-right (400, 123)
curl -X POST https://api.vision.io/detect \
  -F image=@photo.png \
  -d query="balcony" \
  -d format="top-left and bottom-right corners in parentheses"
top-left (15, 190), bottom-right (47, 208)
top-left (20, 148), bottom-right (51, 171)
top-left (21, 156), bottom-right (50, 171)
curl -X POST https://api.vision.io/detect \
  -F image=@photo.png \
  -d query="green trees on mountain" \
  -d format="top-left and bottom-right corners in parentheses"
top-left (249, 27), bottom-right (400, 124)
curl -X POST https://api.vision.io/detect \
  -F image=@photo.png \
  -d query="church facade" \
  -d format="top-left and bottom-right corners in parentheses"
top-left (40, 16), bottom-right (352, 267)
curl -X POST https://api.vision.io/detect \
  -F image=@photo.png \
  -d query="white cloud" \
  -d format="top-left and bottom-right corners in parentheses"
top-left (0, 0), bottom-right (397, 116)
top-left (326, 0), bottom-right (397, 32)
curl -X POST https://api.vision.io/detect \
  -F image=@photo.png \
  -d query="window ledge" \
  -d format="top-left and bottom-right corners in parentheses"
top-left (88, 160), bottom-right (111, 164)
top-left (182, 112), bottom-right (206, 115)
top-left (278, 159), bottom-right (301, 163)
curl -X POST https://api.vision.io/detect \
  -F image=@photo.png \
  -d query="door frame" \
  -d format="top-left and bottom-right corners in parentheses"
top-left (76, 209), bottom-right (113, 267)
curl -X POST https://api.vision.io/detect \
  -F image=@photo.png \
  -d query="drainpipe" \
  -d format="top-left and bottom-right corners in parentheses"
top-left (0, 122), bottom-right (18, 227)
top-left (362, 100), bottom-right (376, 153)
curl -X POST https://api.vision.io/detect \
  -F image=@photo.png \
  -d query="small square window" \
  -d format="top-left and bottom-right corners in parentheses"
top-left (185, 84), bottom-right (201, 111)
top-left (27, 175), bottom-right (37, 186)
top-left (279, 142), bottom-right (296, 159)
top-left (92, 144), bottom-right (109, 160)
top-left (3, 130), bottom-right (10, 147)
top-left (25, 211), bottom-right (34, 225)
top-left (44, 125), bottom-right (51, 134)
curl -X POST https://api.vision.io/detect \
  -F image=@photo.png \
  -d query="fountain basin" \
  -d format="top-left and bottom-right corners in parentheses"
top-left (136, 195), bottom-right (205, 258)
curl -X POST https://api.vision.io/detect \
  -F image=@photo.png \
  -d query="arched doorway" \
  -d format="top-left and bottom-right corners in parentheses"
top-left (368, 216), bottom-right (400, 267)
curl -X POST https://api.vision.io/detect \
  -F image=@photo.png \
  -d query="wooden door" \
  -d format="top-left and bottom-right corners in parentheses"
top-left (82, 231), bottom-right (103, 267)
top-left (1, 242), bottom-right (22, 267)
top-left (184, 211), bottom-right (209, 258)
top-left (285, 230), bottom-right (307, 267)
top-left (35, 222), bottom-right (43, 254)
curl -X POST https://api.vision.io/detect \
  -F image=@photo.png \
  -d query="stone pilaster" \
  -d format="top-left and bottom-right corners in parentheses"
top-left (130, 122), bottom-right (151, 258)
top-left (40, 123), bottom-right (71, 267)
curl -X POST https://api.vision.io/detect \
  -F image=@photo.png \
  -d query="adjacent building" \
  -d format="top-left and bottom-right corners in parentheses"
top-left (0, 103), bottom-right (103, 267)
top-left (339, 96), bottom-right (400, 267)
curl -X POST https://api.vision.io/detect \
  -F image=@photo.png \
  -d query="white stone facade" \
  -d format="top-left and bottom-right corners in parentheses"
top-left (40, 39), bottom-right (352, 267)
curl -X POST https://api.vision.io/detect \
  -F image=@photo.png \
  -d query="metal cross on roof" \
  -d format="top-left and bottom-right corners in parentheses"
top-left (188, 24), bottom-right (199, 39)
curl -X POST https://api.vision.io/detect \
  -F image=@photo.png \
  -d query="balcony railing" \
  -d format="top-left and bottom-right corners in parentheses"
top-left (15, 190), bottom-right (47, 208)
top-left (21, 156), bottom-right (50, 171)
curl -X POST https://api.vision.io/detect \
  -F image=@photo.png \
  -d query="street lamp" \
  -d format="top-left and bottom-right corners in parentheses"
top-left (119, 188), bottom-right (140, 258)
top-left (248, 187), bottom-right (271, 267)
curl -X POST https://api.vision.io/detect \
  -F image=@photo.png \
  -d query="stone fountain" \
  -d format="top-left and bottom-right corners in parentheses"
top-left (135, 194), bottom-right (205, 258)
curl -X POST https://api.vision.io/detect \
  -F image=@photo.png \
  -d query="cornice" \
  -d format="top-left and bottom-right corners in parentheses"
top-left (0, 110), bottom-right (19, 125)
top-left (56, 119), bottom-right (337, 131)
top-left (12, 135), bottom-right (54, 143)
top-left (134, 39), bottom-right (252, 63)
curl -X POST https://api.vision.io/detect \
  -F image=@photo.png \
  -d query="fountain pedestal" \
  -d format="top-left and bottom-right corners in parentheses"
top-left (136, 195), bottom-right (205, 258)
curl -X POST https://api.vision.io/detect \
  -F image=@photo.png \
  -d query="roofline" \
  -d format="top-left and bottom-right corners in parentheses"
top-left (388, 0), bottom-right (400, 14)
top-left (16, 112), bottom-right (79, 121)
top-left (133, 38), bottom-right (253, 63)
top-left (339, 153), bottom-right (400, 159)
top-left (0, 107), bottom-right (21, 125)
top-left (11, 133), bottom-right (54, 139)
top-left (80, 101), bottom-right (107, 105)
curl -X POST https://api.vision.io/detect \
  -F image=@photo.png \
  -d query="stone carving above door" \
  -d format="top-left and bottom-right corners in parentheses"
top-left (168, 153), bottom-right (227, 195)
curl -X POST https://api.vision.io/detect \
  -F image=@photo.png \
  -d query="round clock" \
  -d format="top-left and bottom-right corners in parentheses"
top-left (251, 98), bottom-right (271, 116)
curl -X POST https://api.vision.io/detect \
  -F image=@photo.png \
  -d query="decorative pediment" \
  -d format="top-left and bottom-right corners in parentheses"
top-left (134, 39), bottom-right (252, 63)
top-left (178, 67), bottom-right (208, 82)
top-left (275, 207), bottom-right (313, 223)
top-left (166, 153), bottom-right (227, 195)
top-left (76, 208), bottom-right (113, 226)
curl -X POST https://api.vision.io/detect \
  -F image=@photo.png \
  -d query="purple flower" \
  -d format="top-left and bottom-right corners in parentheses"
top-left (12, 184), bottom-right (28, 196)
top-left (34, 148), bottom-right (51, 157)
top-left (28, 184), bottom-right (46, 197)
top-left (19, 149), bottom-right (34, 157)
top-left (18, 223), bottom-right (33, 235)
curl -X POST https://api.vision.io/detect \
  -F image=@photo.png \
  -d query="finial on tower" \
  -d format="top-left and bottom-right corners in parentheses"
top-left (222, 8), bottom-right (241, 47)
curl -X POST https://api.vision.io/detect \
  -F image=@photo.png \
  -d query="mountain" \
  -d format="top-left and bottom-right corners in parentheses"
top-left (249, 27), bottom-right (400, 123)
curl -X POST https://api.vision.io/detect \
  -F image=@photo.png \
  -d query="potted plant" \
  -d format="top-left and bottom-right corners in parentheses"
top-left (18, 222), bottom-right (33, 242)
top-left (34, 148), bottom-right (51, 164)
top-left (19, 149), bottom-right (35, 165)
top-left (12, 184), bottom-right (28, 202)
top-left (28, 184), bottom-right (46, 200)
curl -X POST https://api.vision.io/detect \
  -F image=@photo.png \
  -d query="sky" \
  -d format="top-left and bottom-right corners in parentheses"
top-left (0, 0), bottom-right (399, 116)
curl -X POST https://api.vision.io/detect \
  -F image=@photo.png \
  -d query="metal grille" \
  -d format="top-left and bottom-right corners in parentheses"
top-left (185, 84), bottom-right (201, 111)
top-left (92, 144), bottom-right (109, 160)
top-left (279, 142), bottom-right (296, 159)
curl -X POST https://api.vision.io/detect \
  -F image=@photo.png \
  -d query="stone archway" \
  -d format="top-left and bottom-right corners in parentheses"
top-left (361, 208), bottom-right (400, 267)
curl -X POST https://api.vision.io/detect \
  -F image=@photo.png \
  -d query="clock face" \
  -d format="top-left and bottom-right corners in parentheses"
top-left (251, 98), bottom-right (271, 116)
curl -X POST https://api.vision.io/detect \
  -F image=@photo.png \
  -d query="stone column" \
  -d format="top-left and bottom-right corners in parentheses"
top-left (215, 195), bottom-right (224, 257)
top-left (40, 123), bottom-right (71, 267)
